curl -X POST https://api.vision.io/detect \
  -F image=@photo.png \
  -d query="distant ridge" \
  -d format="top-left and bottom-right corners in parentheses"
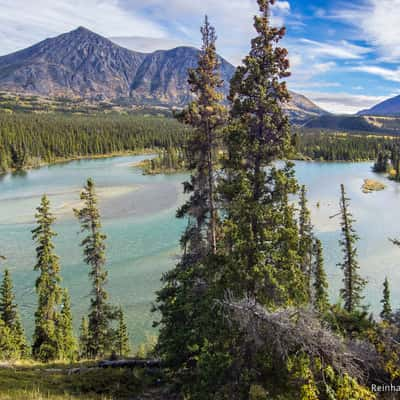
top-left (302, 114), bottom-right (400, 134)
top-left (0, 27), bottom-right (327, 121)
top-left (358, 95), bottom-right (400, 116)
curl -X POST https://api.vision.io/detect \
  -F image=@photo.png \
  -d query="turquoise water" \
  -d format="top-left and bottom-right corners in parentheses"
top-left (0, 156), bottom-right (399, 346)
top-left (0, 155), bottom-right (187, 346)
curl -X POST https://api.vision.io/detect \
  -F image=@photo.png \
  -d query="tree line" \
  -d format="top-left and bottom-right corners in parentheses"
top-left (0, 113), bottom-right (190, 173)
top-left (0, 179), bottom-right (130, 362)
top-left (373, 146), bottom-right (400, 184)
top-left (139, 129), bottom-right (400, 175)
top-left (2, 102), bottom-right (398, 177)
top-left (295, 130), bottom-right (400, 162)
top-left (154, 5), bottom-right (400, 399)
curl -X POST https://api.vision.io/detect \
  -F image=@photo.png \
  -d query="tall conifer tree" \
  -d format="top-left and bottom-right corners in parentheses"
top-left (0, 268), bottom-right (18, 327)
top-left (312, 239), bottom-right (330, 313)
top-left (114, 307), bottom-right (130, 357)
top-left (298, 185), bottom-right (314, 297)
top-left (57, 289), bottom-right (77, 360)
top-left (74, 178), bottom-right (114, 358)
top-left (0, 268), bottom-right (28, 357)
top-left (176, 15), bottom-right (226, 257)
top-left (78, 316), bottom-right (90, 359)
top-left (155, 16), bottom-right (227, 371)
top-left (338, 184), bottom-right (366, 313)
top-left (0, 318), bottom-right (13, 360)
top-left (32, 195), bottom-right (63, 361)
top-left (380, 277), bottom-right (392, 322)
top-left (220, 0), bottom-right (307, 306)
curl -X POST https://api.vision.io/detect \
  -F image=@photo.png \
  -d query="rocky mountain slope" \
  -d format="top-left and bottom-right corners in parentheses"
top-left (0, 27), bottom-right (327, 121)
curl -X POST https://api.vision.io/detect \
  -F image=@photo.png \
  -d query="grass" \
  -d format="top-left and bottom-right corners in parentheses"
top-left (0, 360), bottom-right (164, 399)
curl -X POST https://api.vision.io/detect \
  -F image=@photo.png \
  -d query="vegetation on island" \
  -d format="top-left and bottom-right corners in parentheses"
top-left (2, 1), bottom-right (400, 399)
top-left (362, 179), bottom-right (386, 193)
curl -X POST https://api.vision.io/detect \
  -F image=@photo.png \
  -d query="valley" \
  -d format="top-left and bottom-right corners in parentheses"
top-left (1, 3), bottom-right (400, 397)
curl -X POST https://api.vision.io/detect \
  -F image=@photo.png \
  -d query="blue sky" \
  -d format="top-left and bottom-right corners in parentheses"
top-left (0, 0), bottom-right (399, 113)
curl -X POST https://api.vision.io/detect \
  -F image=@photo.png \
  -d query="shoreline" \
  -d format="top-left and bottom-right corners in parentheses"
top-left (0, 149), bottom-right (157, 176)
top-left (1, 149), bottom-right (376, 178)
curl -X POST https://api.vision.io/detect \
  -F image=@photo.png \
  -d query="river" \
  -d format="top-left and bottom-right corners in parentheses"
top-left (0, 156), bottom-right (398, 346)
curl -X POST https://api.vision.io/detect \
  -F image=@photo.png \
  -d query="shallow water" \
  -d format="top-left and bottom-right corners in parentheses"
top-left (0, 155), bottom-right (187, 346)
top-left (0, 156), bottom-right (398, 346)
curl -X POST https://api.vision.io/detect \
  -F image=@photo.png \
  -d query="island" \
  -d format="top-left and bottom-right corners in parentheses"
top-left (362, 178), bottom-right (386, 193)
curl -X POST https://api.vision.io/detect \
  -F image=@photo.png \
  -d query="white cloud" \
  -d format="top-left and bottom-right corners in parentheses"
top-left (314, 61), bottom-right (337, 73)
top-left (131, 0), bottom-right (293, 63)
top-left (290, 82), bottom-right (342, 90)
top-left (109, 36), bottom-right (193, 53)
top-left (351, 65), bottom-right (400, 83)
top-left (297, 39), bottom-right (371, 60)
top-left (0, 0), bottom-right (294, 64)
top-left (0, 0), bottom-right (166, 55)
top-left (286, 37), bottom-right (369, 84)
top-left (335, 0), bottom-right (400, 60)
top-left (302, 91), bottom-right (389, 114)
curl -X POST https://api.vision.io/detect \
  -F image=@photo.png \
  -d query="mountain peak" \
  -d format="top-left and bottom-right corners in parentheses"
top-left (75, 26), bottom-right (91, 33)
top-left (69, 26), bottom-right (102, 38)
top-left (65, 26), bottom-right (107, 42)
top-left (0, 27), bottom-right (327, 120)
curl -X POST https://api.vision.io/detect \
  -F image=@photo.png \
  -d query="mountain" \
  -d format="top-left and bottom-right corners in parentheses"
top-left (302, 114), bottom-right (400, 134)
top-left (358, 95), bottom-right (400, 116)
top-left (284, 92), bottom-right (327, 124)
top-left (0, 27), bottom-right (327, 121)
top-left (0, 27), bottom-right (147, 100)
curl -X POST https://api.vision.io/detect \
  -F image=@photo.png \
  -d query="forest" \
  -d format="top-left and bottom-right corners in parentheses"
top-left (0, 113), bottom-right (190, 173)
top-left (2, 104), bottom-right (400, 176)
top-left (2, 1), bottom-right (400, 399)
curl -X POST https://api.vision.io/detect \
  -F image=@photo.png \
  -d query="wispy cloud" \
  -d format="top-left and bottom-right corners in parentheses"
top-left (0, 0), bottom-right (294, 63)
top-left (0, 0), bottom-right (167, 55)
top-left (132, 0), bottom-right (294, 64)
top-left (302, 91), bottom-right (389, 114)
top-left (351, 65), bottom-right (400, 83)
top-left (286, 36), bottom-right (371, 85)
top-left (297, 38), bottom-right (371, 60)
top-left (334, 0), bottom-right (400, 61)
top-left (109, 36), bottom-right (193, 53)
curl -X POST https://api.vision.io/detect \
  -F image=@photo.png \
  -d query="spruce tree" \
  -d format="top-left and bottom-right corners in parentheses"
top-left (0, 268), bottom-right (18, 328)
top-left (57, 289), bottom-right (77, 360)
top-left (155, 16), bottom-right (227, 373)
top-left (220, 0), bottom-right (307, 306)
top-left (0, 318), bottom-right (13, 360)
top-left (338, 184), bottom-right (366, 313)
top-left (74, 178), bottom-right (114, 358)
top-left (32, 195), bottom-right (63, 361)
top-left (176, 15), bottom-right (226, 257)
top-left (78, 316), bottom-right (90, 359)
top-left (312, 239), bottom-right (330, 313)
top-left (380, 277), bottom-right (392, 322)
top-left (0, 268), bottom-right (28, 358)
top-left (298, 185), bottom-right (314, 298)
top-left (13, 317), bottom-right (29, 358)
top-left (114, 307), bottom-right (130, 357)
